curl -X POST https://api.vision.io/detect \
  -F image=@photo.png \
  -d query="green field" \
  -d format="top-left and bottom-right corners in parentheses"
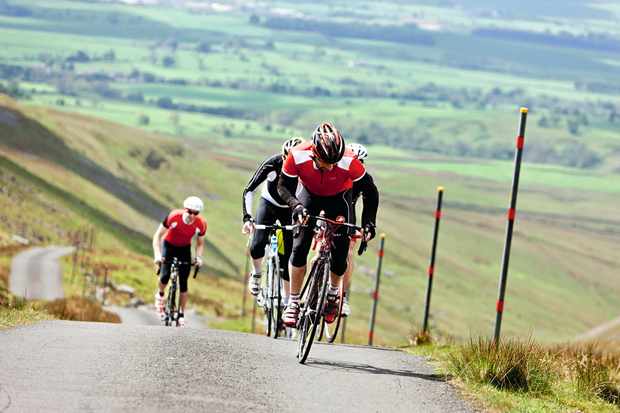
top-left (1, 0), bottom-right (620, 348)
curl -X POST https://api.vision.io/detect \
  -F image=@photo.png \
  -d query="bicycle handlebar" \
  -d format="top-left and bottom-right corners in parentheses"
top-left (253, 223), bottom-right (299, 231)
top-left (155, 259), bottom-right (200, 277)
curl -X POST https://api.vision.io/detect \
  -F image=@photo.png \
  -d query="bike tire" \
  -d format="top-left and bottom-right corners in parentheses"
top-left (167, 283), bottom-right (177, 327)
top-left (272, 255), bottom-right (282, 339)
top-left (265, 263), bottom-right (273, 337)
top-left (297, 260), bottom-right (329, 364)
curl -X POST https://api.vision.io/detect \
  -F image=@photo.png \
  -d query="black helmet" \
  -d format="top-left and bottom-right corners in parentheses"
top-left (312, 122), bottom-right (345, 164)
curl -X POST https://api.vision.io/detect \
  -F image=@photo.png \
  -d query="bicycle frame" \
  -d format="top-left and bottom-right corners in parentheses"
top-left (297, 213), bottom-right (365, 363)
top-left (253, 223), bottom-right (297, 338)
top-left (162, 258), bottom-right (195, 327)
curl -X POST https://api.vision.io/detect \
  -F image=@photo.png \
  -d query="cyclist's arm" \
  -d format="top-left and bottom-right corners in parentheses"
top-left (356, 173), bottom-right (379, 227)
top-left (152, 223), bottom-right (166, 260)
top-left (277, 172), bottom-right (300, 208)
top-left (195, 234), bottom-right (205, 261)
top-left (242, 155), bottom-right (278, 221)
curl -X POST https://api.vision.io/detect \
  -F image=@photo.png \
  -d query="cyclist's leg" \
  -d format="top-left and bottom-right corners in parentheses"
top-left (178, 263), bottom-right (191, 315)
top-left (248, 198), bottom-right (277, 294)
top-left (275, 205), bottom-right (294, 304)
top-left (283, 189), bottom-right (315, 325)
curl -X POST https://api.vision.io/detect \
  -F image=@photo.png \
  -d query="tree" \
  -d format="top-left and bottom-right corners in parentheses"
top-left (196, 41), bottom-right (211, 53)
top-left (249, 13), bottom-right (260, 25)
top-left (138, 114), bottom-right (150, 126)
top-left (162, 56), bottom-right (175, 67)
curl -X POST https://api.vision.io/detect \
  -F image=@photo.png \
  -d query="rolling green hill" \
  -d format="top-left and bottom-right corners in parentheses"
top-left (1, 94), bottom-right (619, 346)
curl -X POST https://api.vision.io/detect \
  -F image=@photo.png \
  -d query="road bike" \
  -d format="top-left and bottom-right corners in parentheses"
top-left (254, 222), bottom-right (297, 338)
top-left (296, 213), bottom-right (366, 364)
top-left (157, 257), bottom-right (199, 327)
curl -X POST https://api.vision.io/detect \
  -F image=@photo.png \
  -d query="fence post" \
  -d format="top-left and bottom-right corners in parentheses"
top-left (368, 234), bottom-right (386, 346)
top-left (422, 186), bottom-right (444, 334)
top-left (494, 107), bottom-right (528, 343)
top-left (102, 266), bottom-right (108, 306)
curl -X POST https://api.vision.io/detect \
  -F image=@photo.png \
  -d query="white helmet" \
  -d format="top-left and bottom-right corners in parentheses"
top-left (282, 136), bottom-right (304, 157)
top-left (347, 143), bottom-right (368, 161)
top-left (183, 196), bottom-right (204, 212)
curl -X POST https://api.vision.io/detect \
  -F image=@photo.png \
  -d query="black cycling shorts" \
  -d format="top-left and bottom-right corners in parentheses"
top-left (290, 187), bottom-right (352, 276)
top-left (249, 197), bottom-right (293, 281)
top-left (160, 241), bottom-right (192, 293)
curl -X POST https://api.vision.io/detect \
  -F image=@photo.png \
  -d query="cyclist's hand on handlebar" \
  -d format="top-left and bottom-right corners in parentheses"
top-left (292, 204), bottom-right (309, 224)
top-left (363, 223), bottom-right (376, 242)
top-left (241, 219), bottom-right (255, 235)
top-left (194, 256), bottom-right (203, 268)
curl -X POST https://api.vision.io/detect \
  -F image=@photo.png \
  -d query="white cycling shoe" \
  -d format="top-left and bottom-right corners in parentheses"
top-left (341, 297), bottom-right (351, 317)
top-left (248, 273), bottom-right (261, 296)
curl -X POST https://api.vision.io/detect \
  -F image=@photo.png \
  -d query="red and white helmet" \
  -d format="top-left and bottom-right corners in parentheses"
top-left (347, 143), bottom-right (368, 162)
top-left (312, 122), bottom-right (345, 164)
top-left (282, 136), bottom-right (304, 157)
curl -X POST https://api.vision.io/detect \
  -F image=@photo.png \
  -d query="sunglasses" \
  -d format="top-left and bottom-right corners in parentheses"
top-left (185, 209), bottom-right (200, 216)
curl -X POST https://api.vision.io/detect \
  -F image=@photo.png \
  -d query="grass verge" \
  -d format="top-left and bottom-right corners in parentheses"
top-left (406, 337), bottom-right (620, 412)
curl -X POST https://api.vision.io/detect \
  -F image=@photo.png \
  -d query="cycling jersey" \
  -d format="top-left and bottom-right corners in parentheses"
top-left (282, 142), bottom-right (365, 197)
top-left (242, 154), bottom-right (288, 220)
top-left (163, 209), bottom-right (207, 247)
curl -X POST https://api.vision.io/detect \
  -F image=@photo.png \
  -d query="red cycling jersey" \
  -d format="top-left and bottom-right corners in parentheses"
top-left (282, 141), bottom-right (366, 196)
top-left (163, 209), bottom-right (207, 247)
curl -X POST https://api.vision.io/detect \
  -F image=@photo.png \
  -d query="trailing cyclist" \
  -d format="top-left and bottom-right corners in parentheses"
top-left (342, 143), bottom-right (376, 318)
top-left (152, 196), bottom-right (207, 327)
top-left (277, 122), bottom-right (379, 328)
top-left (241, 137), bottom-right (304, 306)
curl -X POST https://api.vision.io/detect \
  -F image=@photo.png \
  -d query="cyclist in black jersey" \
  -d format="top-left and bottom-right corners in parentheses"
top-left (241, 137), bottom-right (304, 302)
top-left (342, 143), bottom-right (373, 317)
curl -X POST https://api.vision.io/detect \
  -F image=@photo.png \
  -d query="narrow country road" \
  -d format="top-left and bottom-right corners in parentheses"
top-left (575, 315), bottom-right (620, 341)
top-left (0, 321), bottom-right (474, 413)
top-left (106, 305), bottom-right (206, 328)
top-left (8, 246), bottom-right (74, 300)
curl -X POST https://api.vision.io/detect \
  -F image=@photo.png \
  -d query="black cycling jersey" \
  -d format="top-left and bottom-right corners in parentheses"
top-left (349, 172), bottom-right (378, 225)
top-left (242, 154), bottom-right (287, 221)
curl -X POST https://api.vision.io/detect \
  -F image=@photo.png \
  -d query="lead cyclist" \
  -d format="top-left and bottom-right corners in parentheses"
top-left (277, 122), bottom-right (379, 327)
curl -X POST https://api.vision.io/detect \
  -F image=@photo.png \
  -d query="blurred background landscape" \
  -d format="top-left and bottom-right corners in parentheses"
top-left (1, 0), bottom-right (619, 346)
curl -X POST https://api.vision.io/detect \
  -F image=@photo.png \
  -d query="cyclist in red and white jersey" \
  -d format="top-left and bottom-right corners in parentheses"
top-left (277, 122), bottom-right (379, 327)
top-left (152, 196), bottom-right (207, 327)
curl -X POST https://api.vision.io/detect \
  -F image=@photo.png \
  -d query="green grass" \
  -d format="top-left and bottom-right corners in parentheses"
top-left (407, 339), bottom-right (620, 412)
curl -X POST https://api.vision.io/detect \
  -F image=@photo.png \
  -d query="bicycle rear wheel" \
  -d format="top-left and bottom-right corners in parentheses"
top-left (297, 260), bottom-right (329, 364)
top-left (271, 256), bottom-right (282, 339)
top-left (264, 264), bottom-right (273, 337)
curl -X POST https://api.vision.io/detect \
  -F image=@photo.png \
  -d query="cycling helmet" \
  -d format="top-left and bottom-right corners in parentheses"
top-left (347, 143), bottom-right (368, 162)
top-left (183, 196), bottom-right (204, 212)
top-left (312, 122), bottom-right (345, 164)
top-left (282, 136), bottom-right (304, 157)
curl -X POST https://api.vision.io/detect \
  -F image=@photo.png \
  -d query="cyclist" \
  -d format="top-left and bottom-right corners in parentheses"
top-left (152, 196), bottom-right (207, 327)
top-left (341, 143), bottom-right (376, 317)
top-left (277, 122), bottom-right (379, 327)
top-left (241, 137), bottom-right (304, 306)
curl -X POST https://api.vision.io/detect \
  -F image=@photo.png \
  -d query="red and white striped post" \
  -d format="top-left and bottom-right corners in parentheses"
top-left (422, 186), bottom-right (444, 334)
top-left (493, 107), bottom-right (528, 343)
top-left (368, 234), bottom-right (386, 346)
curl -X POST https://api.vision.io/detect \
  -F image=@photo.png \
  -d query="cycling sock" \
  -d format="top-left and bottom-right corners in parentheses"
top-left (158, 291), bottom-right (164, 297)
top-left (178, 312), bottom-right (184, 318)
top-left (252, 271), bottom-right (262, 277)
top-left (328, 283), bottom-right (339, 297)
top-left (289, 293), bottom-right (300, 304)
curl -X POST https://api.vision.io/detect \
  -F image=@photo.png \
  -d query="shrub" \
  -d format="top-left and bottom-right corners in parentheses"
top-left (447, 337), bottom-right (554, 394)
top-left (43, 297), bottom-right (120, 323)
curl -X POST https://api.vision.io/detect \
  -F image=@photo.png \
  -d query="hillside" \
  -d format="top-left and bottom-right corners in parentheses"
top-left (2, 95), bottom-right (620, 345)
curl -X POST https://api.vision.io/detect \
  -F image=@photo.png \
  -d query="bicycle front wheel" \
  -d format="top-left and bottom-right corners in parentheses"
top-left (297, 260), bottom-right (329, 364)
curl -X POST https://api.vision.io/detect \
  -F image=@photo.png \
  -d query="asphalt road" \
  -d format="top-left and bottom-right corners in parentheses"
top-left (0, 321), bottom-right (473, 413)
top-left (106, 305), bottom-right (206, 328)
top-left (9, 246), bottom-right (74, 300)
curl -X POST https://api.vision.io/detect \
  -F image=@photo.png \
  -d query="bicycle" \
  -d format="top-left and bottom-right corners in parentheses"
top-left (296, 213), bottom-right (367, 364)
top-left (157, 257), bottom-right (199, 327)
top-left (254, 222), bottom-right (297, 338)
